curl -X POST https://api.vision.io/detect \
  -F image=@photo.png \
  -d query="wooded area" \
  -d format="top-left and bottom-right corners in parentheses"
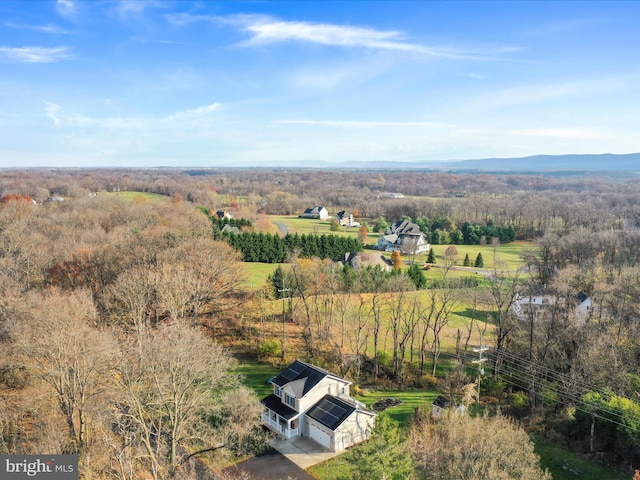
top-left (1, 168), bottom-right (640, 478)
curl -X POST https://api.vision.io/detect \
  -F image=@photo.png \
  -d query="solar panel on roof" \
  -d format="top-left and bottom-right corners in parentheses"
top-left (280, 362), bottom-right (305, 382)
top-left (328, 404), bottom-right (346, 418)
top-left (309, 398), bottom-right (349, 429)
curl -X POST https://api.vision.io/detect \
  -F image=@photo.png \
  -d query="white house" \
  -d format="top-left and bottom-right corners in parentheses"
top-left (261, 360), bottom-right (376, 452)
top-left (376, 220), bottom-right (430, 255)
top-left (512, 287), bottom-right (592, 326)
top-left (299, 206), bottom-right (330, 220)
top-left (336, 211), bottom-right (360, 227)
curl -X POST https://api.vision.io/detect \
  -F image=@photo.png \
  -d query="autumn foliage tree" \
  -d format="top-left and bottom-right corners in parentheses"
top-left (391, 250), bottom-right (403, 270)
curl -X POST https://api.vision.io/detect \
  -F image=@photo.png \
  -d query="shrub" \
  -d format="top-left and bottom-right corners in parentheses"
top-left (258, 338), bottom-right (281, 357)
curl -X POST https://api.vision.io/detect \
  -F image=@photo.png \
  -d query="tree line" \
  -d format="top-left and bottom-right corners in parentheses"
top-left (221, 230), bottom-right (362, 263)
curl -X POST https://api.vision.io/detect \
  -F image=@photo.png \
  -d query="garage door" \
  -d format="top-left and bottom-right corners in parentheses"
top-left (309, 423), bottom-right (331, 450)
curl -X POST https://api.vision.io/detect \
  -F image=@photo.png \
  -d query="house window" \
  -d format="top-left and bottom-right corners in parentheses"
top-left (284, 393), bottom-right (295, 408)
top-left (275, 386), bottom-right (282, 397)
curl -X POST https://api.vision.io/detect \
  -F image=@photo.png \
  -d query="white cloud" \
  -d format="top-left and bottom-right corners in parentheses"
top-left (4, 22), bottom-right (71, 34)
top-left (166, 103), bottom-right (221, 121)
top-left (115, 0), bottom-right (169, 16)
top-left (56, 0), bottom-right (76, 18)
top-left (277, 119), bottom-right (449, 128)
top-left (169, 13), bottom-right (513, 60)
top-left (0, 46), bottom-right (70, 63)
top-left (43, 101), bottom-right (62, 127)
top-left (238, 18), bottom-right (475, 58)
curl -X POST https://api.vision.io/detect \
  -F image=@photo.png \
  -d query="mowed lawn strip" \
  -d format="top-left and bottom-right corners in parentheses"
top-left (356, 389), bottom-right (439, 425)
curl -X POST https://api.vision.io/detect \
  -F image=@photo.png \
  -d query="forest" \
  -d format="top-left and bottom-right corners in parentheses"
top-left (1, 168), bottom-right (640, 479)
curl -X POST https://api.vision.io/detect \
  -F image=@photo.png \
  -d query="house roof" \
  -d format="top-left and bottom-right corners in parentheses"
top-left (389, 219), bottom-right (421, 235)
top-left (271, 360), bottom-right (346, 396)
top-left (380, 234), bottom-right (398, 243)
top-left (306, 395), bottom-right (356, 431)
top-left (261, 394), bottom-right (300, 420)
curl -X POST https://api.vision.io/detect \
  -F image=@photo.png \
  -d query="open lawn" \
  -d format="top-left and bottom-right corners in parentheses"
top-left (241, 262), bottom-right (282, 290)
top-left (234, 360), bottom-right (281, 399)
top-left (102, 191), bottom-right (171, 203)
top-left (269, 215), bottom-right (365, 240)
top-left (355, 388), bottom-right (438, 425)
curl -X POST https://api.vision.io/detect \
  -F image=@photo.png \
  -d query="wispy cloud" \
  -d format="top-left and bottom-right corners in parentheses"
top-left (167, 103), bottom-right (221, 121)
top-left (0, 46), bottom-right (71, 63)
top-left (237, 17), bottom-right (486, 59)
top-left (277, 119), bottom-right (449, 128)
top-left (56, 0), bottom-right (76, 18)
top-left (114, 0), bottom-right (170, 16)
top-left (43, 101), bottom-right (62, 127)
top-left (169, 13), bottom-right (514, 60)
top-left (5, 22), bottom-right (71, 34)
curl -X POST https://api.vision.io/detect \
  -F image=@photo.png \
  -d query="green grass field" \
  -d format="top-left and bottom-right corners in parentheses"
top-left (355, 388), bottom-right (439, 424)
top-left (103, 191), bottom-right (171, 203)
top-left (240, 262), bottom-right (282, 290)
top-left (234, 360), bottom-right (281, 399)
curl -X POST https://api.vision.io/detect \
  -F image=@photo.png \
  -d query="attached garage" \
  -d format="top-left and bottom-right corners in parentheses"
top-left (308, 423), bottom-right (332, 450)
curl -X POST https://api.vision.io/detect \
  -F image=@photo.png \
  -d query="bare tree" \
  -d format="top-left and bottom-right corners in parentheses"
top-left (442, 245), bottom-right (459, 280)
top-left (114, 321), bottom-right (254, 478)
top-left (14, 288), bottom-right (117, 454)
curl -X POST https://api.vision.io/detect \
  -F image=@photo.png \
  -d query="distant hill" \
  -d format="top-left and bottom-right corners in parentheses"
top-left (311, 153), bottom-right (640, 172)
top-left (442, 153), bottom-right (640, 171)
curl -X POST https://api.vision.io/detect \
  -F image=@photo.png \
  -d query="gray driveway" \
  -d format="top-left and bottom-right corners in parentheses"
top-left (222, 448), bottom-right (315, 480)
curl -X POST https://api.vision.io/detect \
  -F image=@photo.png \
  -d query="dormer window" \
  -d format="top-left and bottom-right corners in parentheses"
top-left (285, 393), bottom-right (295, 408)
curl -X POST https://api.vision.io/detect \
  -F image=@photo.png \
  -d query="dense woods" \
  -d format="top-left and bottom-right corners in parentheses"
top-left (2, 168), bottom-right (640, 477)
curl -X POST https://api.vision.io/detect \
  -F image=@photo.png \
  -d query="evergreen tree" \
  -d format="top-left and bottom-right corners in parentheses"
top-left (427, 248), bottom-right (436, 264)
top-left (268, 265), bottom-right (286, 298)
top-left (407, 263), bottom-right (427, 289)
top-left (342, 415), bottom-right (415, 480)
top-left (474, 252), bottom-right (484, 268)
top-left (463, 253), bottom-right (470, 266)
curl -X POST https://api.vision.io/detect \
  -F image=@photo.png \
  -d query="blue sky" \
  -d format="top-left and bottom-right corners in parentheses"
top-left (1, 0), bottom-right (639, 168)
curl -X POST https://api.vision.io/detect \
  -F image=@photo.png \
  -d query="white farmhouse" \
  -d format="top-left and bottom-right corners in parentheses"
top-left (261, 360), bottom-right (376, 452)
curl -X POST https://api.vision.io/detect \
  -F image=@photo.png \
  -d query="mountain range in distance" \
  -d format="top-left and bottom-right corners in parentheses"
top-left (309, 153), bottom-right (640, 172)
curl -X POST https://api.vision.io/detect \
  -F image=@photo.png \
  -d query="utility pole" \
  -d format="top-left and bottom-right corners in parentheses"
top-left (472, 334), bottom-right (489, 410)
top-left (278, 278), bottom-right (290, 361)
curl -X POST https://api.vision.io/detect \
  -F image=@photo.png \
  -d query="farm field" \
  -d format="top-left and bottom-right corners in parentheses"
top-left (102, 191), bottom-right (171, 203)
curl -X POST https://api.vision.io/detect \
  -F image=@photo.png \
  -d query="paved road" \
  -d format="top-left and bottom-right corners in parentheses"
top-left (274, 222), bottom-right (288, 236)
top-left (222, 448), bottom-right (315, 480)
